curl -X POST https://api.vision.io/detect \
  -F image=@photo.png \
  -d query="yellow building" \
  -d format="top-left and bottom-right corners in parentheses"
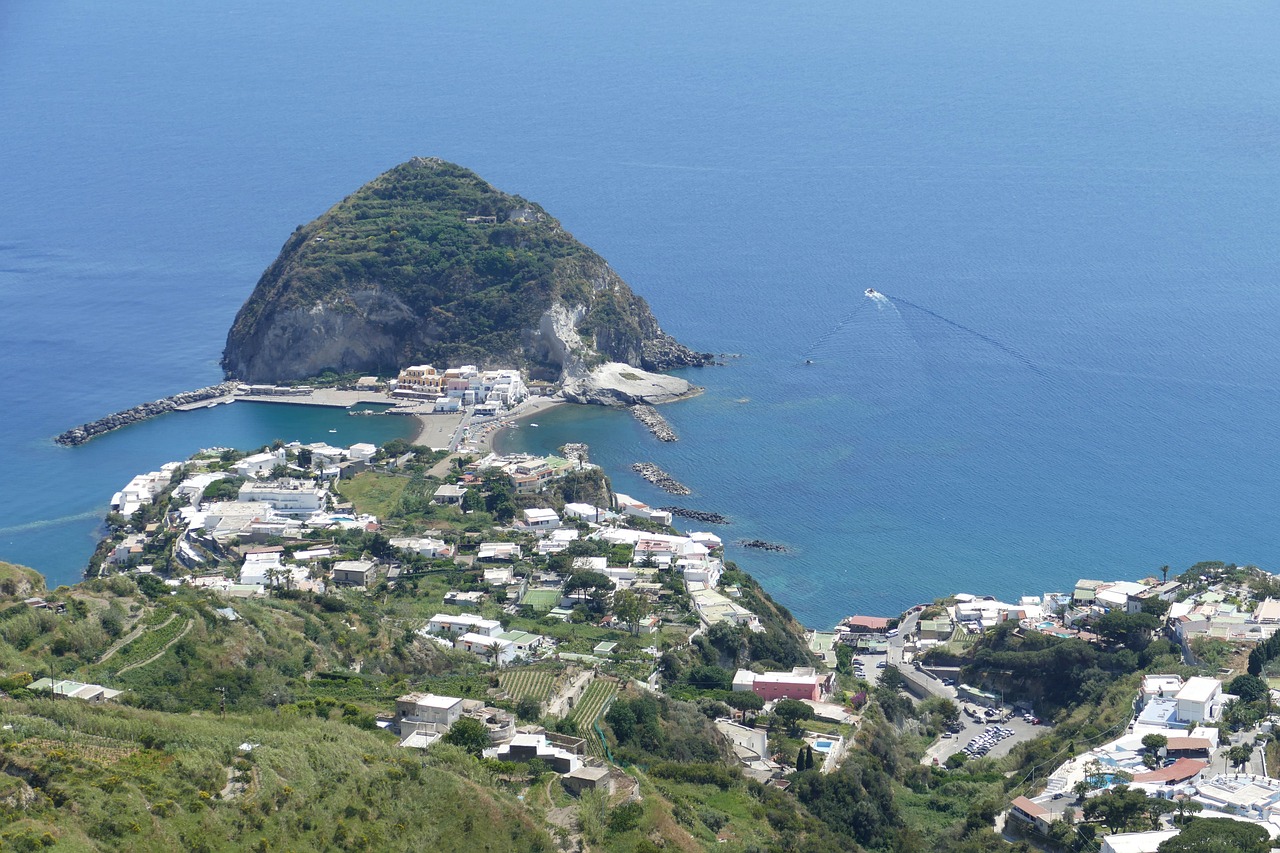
top-left (396, 364), bottom-right (443, 394)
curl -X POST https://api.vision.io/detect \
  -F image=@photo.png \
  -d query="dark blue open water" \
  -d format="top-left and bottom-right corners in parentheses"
top-left (2, 1), bottom-right (1278, 625)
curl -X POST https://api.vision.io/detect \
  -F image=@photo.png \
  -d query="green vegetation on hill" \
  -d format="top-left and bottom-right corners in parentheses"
top-left (223, 157), bottom-right (706, 383)
top-left (0, 698), bottom-right (554, 852)
top-left (0, 563), bottom-right (43, 599)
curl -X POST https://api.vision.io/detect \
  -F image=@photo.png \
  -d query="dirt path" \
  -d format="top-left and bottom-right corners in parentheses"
top-left (116, 619), bottom-right (193, 675)
top-left (96, 612), bottom-right (177, 665)
top-left (546, 669), bottom-right (593, 719)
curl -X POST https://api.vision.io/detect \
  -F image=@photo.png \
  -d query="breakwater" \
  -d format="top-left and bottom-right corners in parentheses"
top-left (631, 462), bottom-right (690, 495)
top-left (54, 382), bottom-right (240, 446)
top-left (659, 507), bottom-right (730, 525)
top-left (631, 404), bottom-right (677, 442)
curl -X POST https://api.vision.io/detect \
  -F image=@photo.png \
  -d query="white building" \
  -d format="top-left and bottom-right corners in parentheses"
top-left (111, 462), bottom-right (182, 517)
top-left (432, 484), bottom-right (468, 505)
top-left (238, 480), bottom-right (327, 515)
top-left (240, 548), bottom-right (284, 586)
top-left (477, 542), bottom-right (521, 561)
top-left (1175, 676), bottom-right (1224, 724)
top-left (455, 632), bottom-right (515, 666)
top-left (563, 502), bottom-right (618, 523)
top-left (173, 471), bottom-right (227, 504)
top-left (613, 494), bottom-right (672, 526)
top-left (521, 508), bottom-right (561, 534)
top-left (348, 443), bottom-right (377, 462)
top-left (233, 450), bottom-right (286, 479)
top-left (426, 613), bottom-right (502, 638)
top-left (390, 536), bottom-right (451, 558)
top-left (395, 692), bottom-right (465, 730)
top-left (332, 560), bottom-right (377, 588)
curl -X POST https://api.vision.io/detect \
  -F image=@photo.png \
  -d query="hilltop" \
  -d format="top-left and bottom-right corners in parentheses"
top-left (222, 158), bottom-right (712, 388)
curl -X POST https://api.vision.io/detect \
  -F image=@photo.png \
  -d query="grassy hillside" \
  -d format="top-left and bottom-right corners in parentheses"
top-left (0, 698), bottom-right (553, 852)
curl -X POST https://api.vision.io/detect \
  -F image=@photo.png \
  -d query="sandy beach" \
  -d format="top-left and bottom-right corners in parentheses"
top-left (413, 395), bottom-right (567, 453)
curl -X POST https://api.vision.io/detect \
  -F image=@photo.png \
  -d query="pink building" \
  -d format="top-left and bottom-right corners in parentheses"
top-left (733, 667), bottom-right (832, 702)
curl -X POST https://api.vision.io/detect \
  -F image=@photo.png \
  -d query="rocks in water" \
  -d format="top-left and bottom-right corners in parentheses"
top-left (659, 507), bottom-right (730, 525)
top-left (642, 335), bottom-right (716, 371)
top-left (631, 462), bottom-right (690, 495)
top-left (630, 404), bottom-right (678, 441)
top-left (740, 539), bottom-right (788, 553)
top-left (55, 382), bottom-right (239, 446)
top-left (561, 443), bottom-right (591, 466)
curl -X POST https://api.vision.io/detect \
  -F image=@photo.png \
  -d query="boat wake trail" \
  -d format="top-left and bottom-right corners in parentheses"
top-left (0, 510), bottom-right (102, 537)
top-left (888, 295), bottom-right (1047, 379)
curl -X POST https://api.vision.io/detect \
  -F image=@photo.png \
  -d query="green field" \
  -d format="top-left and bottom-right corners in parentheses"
top-left (499, 668), bottom-right (556, 703)
top-left (335, 471), bottom-right (410, 518)
top-left (520, 588), bottom-right (560, 612)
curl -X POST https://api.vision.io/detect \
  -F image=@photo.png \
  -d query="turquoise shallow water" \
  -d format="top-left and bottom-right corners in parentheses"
top-left (3, 0), bottom-right (1279, 625)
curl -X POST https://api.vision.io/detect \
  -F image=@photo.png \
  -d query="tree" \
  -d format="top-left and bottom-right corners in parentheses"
top-left (563, 571), bottom-right (614, 605)
top-left (515, 696), bottom-right (541, 722)
top-left (1091, 611), bottom-right (1159, 650)
top-left (774, 698), bottom-right (815, 736)
top-left (1226, 743), bottom-right (1253, 770)
top-left (612, 589), bottom-right (651, 636)
top-left (1227, 674), bottom-right (1269, 704)
top-left (1141, 597), bottom-right (1171, 619)
top-left (879, 664), bottom-right (905, 691)
top-left (443, 717), bottom-right (491, 756)
top-left (1157, 817), bottom-right (1270, 853)
top-left (1081, 785), bottom-right (1163, 834)
top-left (1141, 733), bottom-right (1167, 754)
top-left (723, 690), bottom-right (765, 713)
top-left (835, 643), bottom-right (853, 674)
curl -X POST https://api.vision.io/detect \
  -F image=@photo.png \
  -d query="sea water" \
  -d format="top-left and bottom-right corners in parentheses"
top-left (2, 0), bottom-right (1279, 625)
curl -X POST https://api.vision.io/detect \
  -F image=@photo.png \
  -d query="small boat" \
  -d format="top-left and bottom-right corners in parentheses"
top-left (865, 288), bottom-right (881, 298)
top-left (328, 429), bottom-right (337, 433)
top-left (529, 423), bottom-right (538, 428)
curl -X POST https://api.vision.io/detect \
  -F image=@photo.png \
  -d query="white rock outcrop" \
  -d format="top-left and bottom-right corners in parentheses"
top-left (561, 362), bottom-right (698, 406)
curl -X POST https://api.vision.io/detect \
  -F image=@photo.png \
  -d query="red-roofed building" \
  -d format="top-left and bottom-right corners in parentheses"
top-left (1164, 737), bottom-right (1212, 758)
top-left (843, 615), bottom-right (892, 634)
top-left (1132, 758), bottom-right (1207, 786)
top-left (1009, 796), bottom-right (1051, 833)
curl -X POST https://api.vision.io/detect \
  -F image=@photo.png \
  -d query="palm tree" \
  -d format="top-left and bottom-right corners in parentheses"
top-left (1161, 565), bottom-right (1170, 583)
top-left (484, 639), bottom-right (505, 670)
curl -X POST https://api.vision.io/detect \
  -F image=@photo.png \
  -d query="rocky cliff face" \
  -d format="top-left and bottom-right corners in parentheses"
top-left (222, 158), bottom-right (712, 385)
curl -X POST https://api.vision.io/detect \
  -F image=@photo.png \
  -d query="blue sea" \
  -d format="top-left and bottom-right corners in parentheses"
top-left (2, 1), bottom-right (1278, 627)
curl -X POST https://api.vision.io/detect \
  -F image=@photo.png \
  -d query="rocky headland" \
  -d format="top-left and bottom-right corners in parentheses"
top-left (221, 158), bottom-right (713, 405)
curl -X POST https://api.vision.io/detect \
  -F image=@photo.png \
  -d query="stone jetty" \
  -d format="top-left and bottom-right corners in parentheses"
top-left (631, 462), bottom-right (690, 495)
top-left (631, 404), bottom-right (678, 442)
top-left (659, 507), bottom-right (730, 525)
top-left (55, 382), bottom-right (239, 447)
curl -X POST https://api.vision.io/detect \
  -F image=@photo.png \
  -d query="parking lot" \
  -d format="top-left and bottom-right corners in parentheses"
top-left (845, 642), bottom-right (1050, 767)
top-left (924, 707), bottom-right (1048, 766)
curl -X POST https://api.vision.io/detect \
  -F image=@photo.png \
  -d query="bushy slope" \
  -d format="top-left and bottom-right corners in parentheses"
top-left (0, 699), bottom-right (554, 852)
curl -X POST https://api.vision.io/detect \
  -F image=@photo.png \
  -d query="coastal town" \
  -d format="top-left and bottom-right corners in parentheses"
top-left (6, 357), bottom-right (1274, 851)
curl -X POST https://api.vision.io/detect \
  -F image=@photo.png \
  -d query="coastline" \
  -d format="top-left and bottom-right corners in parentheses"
top-left (416, 394), bottom-right (567, 453)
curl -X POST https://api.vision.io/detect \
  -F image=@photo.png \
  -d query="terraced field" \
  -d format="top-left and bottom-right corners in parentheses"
top-left (88, 611), bottom-right (191, 677)
top-left (499, 668), bottom-right (556, 703)
top-left (568, 680), bottom-right (617, 728)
